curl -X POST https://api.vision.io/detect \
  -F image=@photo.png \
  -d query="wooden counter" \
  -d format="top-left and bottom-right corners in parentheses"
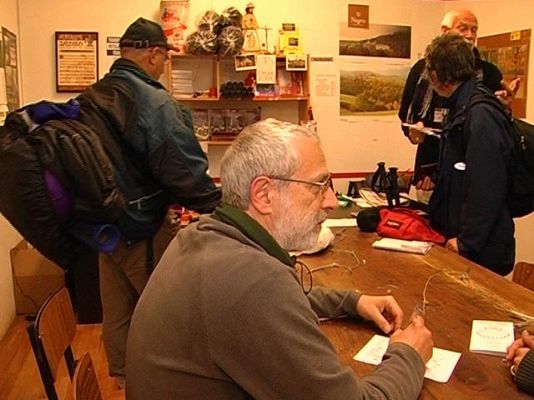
top-left (299, 226), bottom-right (534, 399)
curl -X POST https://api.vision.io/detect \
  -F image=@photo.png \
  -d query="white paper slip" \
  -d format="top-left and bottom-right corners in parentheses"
top-left (353, 335), bottom-right (390, 365)
top-left (401, 123), bottom-right (442, 137)
top-left (323, 218), bottom-right (357, 228)
top-left (469, 320), bottom-right (514, 357)
top-left (424, 348), bottom-right (463, 383)
top-left (353, 335), bottom-right (461, 383)
top-left (372, 238), bottom-right (432, 255)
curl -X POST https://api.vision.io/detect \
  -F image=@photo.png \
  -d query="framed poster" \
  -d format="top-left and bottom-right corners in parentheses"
top-left (339, 23), bottom-right (411, 59)
top-left (55, 32), bottom-right (98, 92)
top-left (478, 29), bottom-right (531, 118)
top-left (2, 27), bottom-right (20, 111)
top-left (234, 54), bottom-right (256, 71)
top-left (286, 54), bottom-right (308, 71)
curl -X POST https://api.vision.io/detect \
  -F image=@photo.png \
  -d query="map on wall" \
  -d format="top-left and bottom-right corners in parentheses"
top-left (2, 27), bottom-right (19, 112)
top-left (478, 29), bottom-right (531, 118)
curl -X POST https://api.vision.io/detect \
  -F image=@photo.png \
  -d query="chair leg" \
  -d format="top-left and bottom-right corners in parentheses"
top-left (27, 324), bottom-right (59, 400)
top-left (65, 346), bottom-right (76, 379)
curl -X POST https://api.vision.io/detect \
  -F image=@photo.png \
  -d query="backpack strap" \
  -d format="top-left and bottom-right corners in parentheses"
top-left (462, 87), bottom-right (512, 154)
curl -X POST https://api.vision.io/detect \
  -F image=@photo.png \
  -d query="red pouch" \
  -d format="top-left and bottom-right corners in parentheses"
top-left (377, 208), bottom-right (445, 244)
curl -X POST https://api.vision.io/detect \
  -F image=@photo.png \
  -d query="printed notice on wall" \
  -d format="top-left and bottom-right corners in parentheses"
top-left (0, 33), bottom-right (8, 124)
top-left (106, 36), bottom-right (121, 57)
top-left (315, 74), bottom-right (336, 97)
top-left (55, 32), bottom-right (98, 92)
top-left (255, 54), bottom-right (277, 84)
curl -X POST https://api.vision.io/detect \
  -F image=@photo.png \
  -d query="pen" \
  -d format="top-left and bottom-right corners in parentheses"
top-left (413, 303), bottom-right (425, 317)
top-left (408, 303), bottom-right (426, 326)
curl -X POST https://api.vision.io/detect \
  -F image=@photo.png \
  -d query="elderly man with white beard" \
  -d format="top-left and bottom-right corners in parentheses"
top-left (126, 118), bottom-right (433, 400)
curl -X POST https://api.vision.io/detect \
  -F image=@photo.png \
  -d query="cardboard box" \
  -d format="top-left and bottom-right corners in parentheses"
top-left (10, 240), bottom-right (65, 315)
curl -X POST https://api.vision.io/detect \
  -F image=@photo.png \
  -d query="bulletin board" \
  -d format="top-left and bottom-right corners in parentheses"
top-left (478, 29), bottom-right (531, 118)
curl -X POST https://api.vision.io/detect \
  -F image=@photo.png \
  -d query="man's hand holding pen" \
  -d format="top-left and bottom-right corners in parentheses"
top-left (356, 295), bottom-right (434, 363)
top-left (390, 312), bottom-right (434, 364)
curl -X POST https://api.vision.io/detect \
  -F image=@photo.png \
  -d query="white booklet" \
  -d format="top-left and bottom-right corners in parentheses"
top-left (323, 218), bottom-right (357, 228)
top-left (353, 335), bottom-right (461, 383)
top-left (469, 320), bottom-right (514, 357)
top-left (372, 238), bottom-right (432, 255)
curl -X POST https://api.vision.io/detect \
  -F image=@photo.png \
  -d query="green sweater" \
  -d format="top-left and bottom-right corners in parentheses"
top-left (126, 206), bottom-right (426, 399)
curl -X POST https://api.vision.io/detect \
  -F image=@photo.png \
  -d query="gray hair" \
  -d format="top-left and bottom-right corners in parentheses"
top-left (220, 118), bottom-right (320, 209)
top-left (441, 9), bottom-right (477, 29)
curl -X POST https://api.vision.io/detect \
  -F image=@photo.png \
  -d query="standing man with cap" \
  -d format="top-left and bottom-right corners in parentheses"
top-left (76, 17), bottom-right (221, 387)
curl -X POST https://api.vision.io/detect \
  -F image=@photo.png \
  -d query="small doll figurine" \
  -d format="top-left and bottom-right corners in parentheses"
top-left (242, 3), bottom-right (258, 30)
top-left (242, 3), bottom-right (261, 52)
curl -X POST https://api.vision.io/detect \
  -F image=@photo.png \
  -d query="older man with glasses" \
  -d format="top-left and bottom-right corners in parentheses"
top-left (398, 9), bottom-right (517, 192)
top-left (76, 17), bottom-right (221, 387)
top-left (126, 118), bottom-right (433, 400)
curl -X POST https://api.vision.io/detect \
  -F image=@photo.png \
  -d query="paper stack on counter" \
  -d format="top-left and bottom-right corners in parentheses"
top-left (372, 238), bottom-right (432, 255)
top-left (469, 320), bottom-right (514, 357)
top-left (356, 188), bottom-right (409, 208)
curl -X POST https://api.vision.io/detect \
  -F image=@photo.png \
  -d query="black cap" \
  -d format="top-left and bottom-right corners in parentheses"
top-left (119, 17), bottom-right (178, 50)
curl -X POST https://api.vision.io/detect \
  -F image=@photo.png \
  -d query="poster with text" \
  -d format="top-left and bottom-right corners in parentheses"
top-left (55, 32), bottom-right (98, 92)
top-left (478, 29), bottom-right (531, 118)
top-left (2, 27), bottom-right (19, 111)
top-left (256, 54), bottom-right (276, 84)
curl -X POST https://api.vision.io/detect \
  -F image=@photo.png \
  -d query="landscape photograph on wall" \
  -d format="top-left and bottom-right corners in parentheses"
top-left (339, 23), bottom-right (411, 59)
top-left (340, 62), bottom-right (410, 116)
top-left (477, 29), bottom-right (531, 118)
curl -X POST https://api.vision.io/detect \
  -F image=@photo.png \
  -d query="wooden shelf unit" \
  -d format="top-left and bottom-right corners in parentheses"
top-left (166, 54), bottom-right (310, 145)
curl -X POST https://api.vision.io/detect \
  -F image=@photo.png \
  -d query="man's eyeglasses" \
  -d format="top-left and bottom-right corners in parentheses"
top-left (271, 174), bottom-right (333, 194)
top-left (155, 47), bottom-right (171, 61)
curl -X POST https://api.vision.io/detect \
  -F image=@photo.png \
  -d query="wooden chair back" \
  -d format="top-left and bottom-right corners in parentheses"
top-left (27, 286), bottom-right (77, 400)
top-left (513, 262), bottom-right (534, 292)
top-left (68, 352), bottom-right (103, 400)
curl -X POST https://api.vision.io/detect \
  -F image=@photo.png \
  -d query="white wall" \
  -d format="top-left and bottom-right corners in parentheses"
top-left (1, 0), bottom-right (533, 338)
top-left (0, 0), bottom-right (21, 340)
top-left (18, 0), bottom-right (435, 174)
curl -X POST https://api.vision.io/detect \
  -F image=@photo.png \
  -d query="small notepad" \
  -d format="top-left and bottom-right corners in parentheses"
top-left (469, 320), bottom-right (514, 357)
top-left (323, 218), bottom-right (357, 228)
top-left (372, 238), bottom-right (432, 255)
top-left (353, 335), bottom-right (461, 383)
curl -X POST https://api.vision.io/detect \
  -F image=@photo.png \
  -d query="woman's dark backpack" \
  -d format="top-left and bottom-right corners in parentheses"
top-left (466, 91), bottom-right (534, 218)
